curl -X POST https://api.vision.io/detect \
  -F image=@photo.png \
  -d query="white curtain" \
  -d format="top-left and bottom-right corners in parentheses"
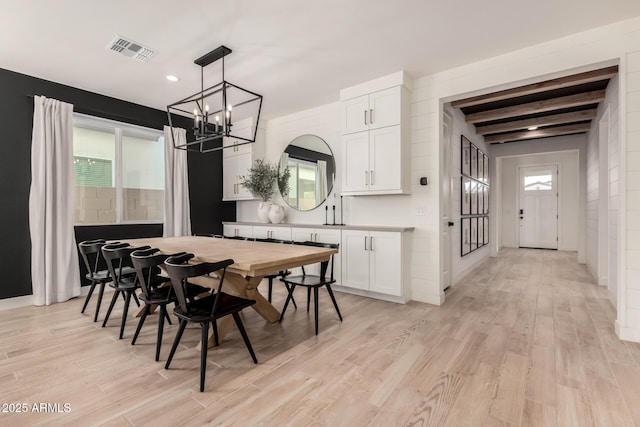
top-left (163, 126), bottom-right (191, 237)
top-left (316, 159), bottom-right (327, 205)
top-left (29, 96), bottom-right (81, 306)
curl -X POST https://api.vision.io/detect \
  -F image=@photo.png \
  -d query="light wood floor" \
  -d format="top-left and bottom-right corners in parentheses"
top-left (1, 248), bottom-right (639, 426)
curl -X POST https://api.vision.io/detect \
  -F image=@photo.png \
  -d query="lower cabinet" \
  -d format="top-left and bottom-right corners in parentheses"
top-left (253, 225), bottom-right (292, 241)
top-left (340, 230), bottom-right (403, 297)
top-left (223, 224), bottom-right (253, 238)
top-left (221, 223), bottom-right (408, 302)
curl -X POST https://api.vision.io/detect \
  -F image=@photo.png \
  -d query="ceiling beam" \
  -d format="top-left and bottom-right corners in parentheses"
top-left (484, 123), bottom-right (592, 144)
top-left (475, 109), bottom-right (597, 135)
top-left (451, 65), bottom-right (618, 109)
top-left (465, 90), bottom-right (605, 124)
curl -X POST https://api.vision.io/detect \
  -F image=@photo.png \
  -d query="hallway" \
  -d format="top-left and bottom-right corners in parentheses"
top-left (443, 247), bottom-right (638, 425)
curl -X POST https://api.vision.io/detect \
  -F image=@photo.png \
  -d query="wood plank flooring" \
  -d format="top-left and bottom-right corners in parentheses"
top-left (1, 248), bottom-right (639, 426)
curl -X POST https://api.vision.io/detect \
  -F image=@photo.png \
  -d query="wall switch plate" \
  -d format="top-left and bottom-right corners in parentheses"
top-left (416, 207), bottom-right (426, 216)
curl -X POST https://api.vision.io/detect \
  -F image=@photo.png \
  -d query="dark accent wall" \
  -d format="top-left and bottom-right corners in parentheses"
top-left (0, 67), bottom-right (235, 299)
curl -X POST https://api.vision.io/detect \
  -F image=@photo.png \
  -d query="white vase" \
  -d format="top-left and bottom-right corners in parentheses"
top-left (268, 204), bottom-right (285, 224)
top-left (257, 201), bottom-right (273, 223)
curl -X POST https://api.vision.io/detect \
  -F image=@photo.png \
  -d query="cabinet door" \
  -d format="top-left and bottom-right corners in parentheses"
top-left (341, 230), bottom-right (369, 290)
top-left (342, 132), bottom-right (370, 193)
top-left (235, 225), bottom-right (253, 238)
top-left (368, 86), bottom-right (401, 130)
top-left (252, 226), bottom-right (271, 239)
top-left (223, 224), bottom-right (236, 237)
top-left (369, 231), bottom-right (402, 296)
top-left (292, 227), bottom-right (315, 243)
top-left (342, 95), bottom-right (369, 135)
top-left (369, 126), bottom-right (401, 192)
top-left (234, 152), bottom-right (254, 199)
top-left (222, 156), bottom-right (238, 200)
top-left (270, 227), bottom-right (292, 241)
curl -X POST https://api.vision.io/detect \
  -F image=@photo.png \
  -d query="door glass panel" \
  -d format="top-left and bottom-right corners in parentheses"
top-left (524, 174), bottom-right (552, 191)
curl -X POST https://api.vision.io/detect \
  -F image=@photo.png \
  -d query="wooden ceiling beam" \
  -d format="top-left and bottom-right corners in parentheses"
top-left (451, 65), bottom-right (618, 109)
top-left (465, 90), bottom-right (605, 124)
top-left (484, 123), bottom-right (592, 144)
top-left (475, 109), bottom-right (597, 135)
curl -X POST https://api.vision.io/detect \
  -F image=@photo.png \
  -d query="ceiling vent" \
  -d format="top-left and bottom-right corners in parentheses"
top-left (106, 35), bottom-right (156, 63)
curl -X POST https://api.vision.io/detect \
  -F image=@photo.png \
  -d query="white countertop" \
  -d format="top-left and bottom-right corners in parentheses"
top-left (223, 221), bottom-right (415, 232)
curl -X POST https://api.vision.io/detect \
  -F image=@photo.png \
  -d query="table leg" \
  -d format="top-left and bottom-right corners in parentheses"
top-left (223, 274), bottom-right (280, 322)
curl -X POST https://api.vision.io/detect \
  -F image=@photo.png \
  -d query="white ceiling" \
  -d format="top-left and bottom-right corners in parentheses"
top-left (2, 0), bottom-right (640, 120)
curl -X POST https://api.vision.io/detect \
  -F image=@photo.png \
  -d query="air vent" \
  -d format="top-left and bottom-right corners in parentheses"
top-left (106, 36), bottom-right (156, 63)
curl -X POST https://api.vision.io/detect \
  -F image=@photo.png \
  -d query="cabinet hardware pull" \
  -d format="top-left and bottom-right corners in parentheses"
top-left (364, 110), bottom-right (367, 125)
top-left (364, 236), bottom-right (368, 251)
top-left (310, 232), bottom-right (313, 241)
top-left (370, 170), bottom-right (374, 185)
top-left (369, 109), bottom-right (373, 124)
top-left (315, 233), bottom-right (318, 241)
top-left (370, 236), bottom-right (374, 251)
top-left (365, 171), bottom-right (369, 185)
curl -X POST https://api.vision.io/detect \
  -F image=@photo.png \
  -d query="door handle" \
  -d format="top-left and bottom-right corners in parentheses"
top-left (448, 221), bottom-right (454, 227)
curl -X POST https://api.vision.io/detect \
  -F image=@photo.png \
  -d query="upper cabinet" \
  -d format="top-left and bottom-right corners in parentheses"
top-left (342, 86), bottom-right (402, 135)
top-left (222, 125), bottom-right (264, 201)
top-left (340, 72), bottom-right (411, 196)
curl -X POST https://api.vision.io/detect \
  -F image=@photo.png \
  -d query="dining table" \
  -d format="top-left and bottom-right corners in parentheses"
top-left (121, 236), bottom-right (338, 347)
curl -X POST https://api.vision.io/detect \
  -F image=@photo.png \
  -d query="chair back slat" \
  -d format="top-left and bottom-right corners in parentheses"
top-left (101, 243), bottom-right (150, 285)
top-left (78, 239), bottom-right (107, 278)
top-left (165, 255), bottom-right (234, 316)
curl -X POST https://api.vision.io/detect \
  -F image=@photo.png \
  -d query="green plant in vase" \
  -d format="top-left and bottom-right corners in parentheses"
top-left (239, 159), bottom-right (290, 223)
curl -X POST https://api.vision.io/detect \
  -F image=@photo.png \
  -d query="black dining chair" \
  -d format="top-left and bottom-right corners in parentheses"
top-left (78, 239), bottom-right (135, 322)
top-left (253, 237), bottom-right (297, 309)
top-left (279, 242), bottom-right (342, 335)
top-left (164, 253), bottom-right (258, 392)
top-left (101, 242), bottom-right (149, 339)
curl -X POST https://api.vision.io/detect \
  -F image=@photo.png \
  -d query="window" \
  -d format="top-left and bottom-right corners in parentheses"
top-left (287, 158), bottom-right (318, 210)
top-left (73, 114), bottom-right (164, 224)
top-left (524, 174), bottom-right (552, 191)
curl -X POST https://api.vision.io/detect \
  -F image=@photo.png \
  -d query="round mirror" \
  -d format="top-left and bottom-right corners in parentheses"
top-left (278, 134), bottom-right (335, 211)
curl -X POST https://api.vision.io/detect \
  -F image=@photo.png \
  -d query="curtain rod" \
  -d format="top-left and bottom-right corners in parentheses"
top-left (26, 94), bottom-right (166, 130)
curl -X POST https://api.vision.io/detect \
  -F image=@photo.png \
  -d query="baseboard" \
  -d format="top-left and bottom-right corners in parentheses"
top-left (599, 276), bottom-right (609, 287)
top-left (332, 285), bottom-right (408, 304)
top-left (0, 285), bottom-right (101, 311)
top-left (0, 294), bottom-right (34, 311)
top-left (615, 321), bottom-right (640, 343)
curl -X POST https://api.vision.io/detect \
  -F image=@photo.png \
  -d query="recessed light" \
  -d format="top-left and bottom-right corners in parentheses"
top-left (166, 75), bottom-right (180, 82)
top-left (527, 126), bottom-right (539, 131)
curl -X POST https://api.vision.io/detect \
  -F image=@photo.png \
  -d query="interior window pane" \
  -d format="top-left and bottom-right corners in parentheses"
top-left (524, 174), bottom-right (552, 191)
top-left (122, 134), bottom-right (165, 222)
top-left (73, 127), bottom-right (116, 224)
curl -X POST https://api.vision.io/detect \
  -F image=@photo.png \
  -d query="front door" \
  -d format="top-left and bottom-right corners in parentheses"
top-left (519, 165), bottom-right (558, 249)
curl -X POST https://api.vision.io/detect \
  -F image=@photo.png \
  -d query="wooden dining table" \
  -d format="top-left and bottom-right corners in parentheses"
top-left (121, 236), bottom-right (338, 346)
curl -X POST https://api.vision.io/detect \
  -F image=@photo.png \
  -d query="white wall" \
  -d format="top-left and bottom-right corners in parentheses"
top-left (499, 147), bottom-right (580, 251)
top-left (237, 102), bottom-right (342, 225)
top-left (586, 75), bottom-right (620, 300)
top-left (446, 106), bottom-right (491, 284)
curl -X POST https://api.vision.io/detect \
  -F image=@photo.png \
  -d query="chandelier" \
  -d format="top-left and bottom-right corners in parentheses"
top-left (166, 46), bottom-right (263, 153)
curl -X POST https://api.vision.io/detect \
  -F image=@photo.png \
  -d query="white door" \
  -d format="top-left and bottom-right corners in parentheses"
top-left (342, 132), bottom-right (370, 192)
top-left (519, 165), bottom-right (558, 249)
top-left (369, 126), bottom-right (401, 192)
top-left (369, 231), bottom-right (402, 296)
top-left (341, 229), bottom-right (369, 290)
top-left (368, 86), bottom-right (401, 130)
top-left (441, 112), bottom-right (453, 291)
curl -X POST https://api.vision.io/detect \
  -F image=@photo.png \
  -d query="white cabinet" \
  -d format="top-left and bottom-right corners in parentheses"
top-left (340, 81), bottom-right (409, 196)
top-left (223, 224), bottom-right (253, 238)
top-left (222, 126), bottom-right (263, 201)
top-left (223, 153), bottom-right (253, 200)
top-left (341, 230), bottom-right (403, 297)
top-left (342, 126), bottom-right (402, 193)
top-left (253, 225), bottom-right (292, 241)
top-left (342, 86), bottom-right (401, 135)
